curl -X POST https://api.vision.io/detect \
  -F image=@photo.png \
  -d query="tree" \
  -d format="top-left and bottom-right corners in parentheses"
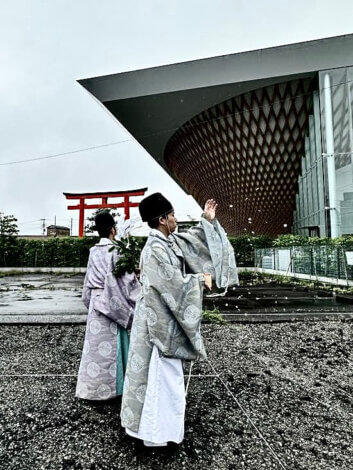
top-left (0, 213), bottom-right (19, 266)
top-left (0, 213), bottom-right (19, 237)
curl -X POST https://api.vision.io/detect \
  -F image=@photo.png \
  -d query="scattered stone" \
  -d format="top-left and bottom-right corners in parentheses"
top-left (0, 321), bottom-right (352, 469)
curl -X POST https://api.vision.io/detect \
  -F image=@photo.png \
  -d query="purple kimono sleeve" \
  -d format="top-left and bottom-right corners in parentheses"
top-left (82, 286), bottom-right (91, 309)
top-left (82, 254), bottom-right (94, 309)
top-left (94, 271), bottom-right (141, 329)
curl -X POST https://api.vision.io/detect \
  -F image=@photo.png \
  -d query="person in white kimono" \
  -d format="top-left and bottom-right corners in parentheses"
top-left (76, 211), bottom-right (141, 401)
top-left (121, 193), bottom-right (238, 446)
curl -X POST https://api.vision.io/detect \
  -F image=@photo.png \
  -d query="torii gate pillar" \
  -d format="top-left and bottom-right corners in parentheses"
top-left (64, 188), bottom-right (147, 237)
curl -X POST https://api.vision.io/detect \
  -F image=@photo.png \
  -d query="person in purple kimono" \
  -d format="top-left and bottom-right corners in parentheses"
top-left (76, 211), bottom-right (141, 401)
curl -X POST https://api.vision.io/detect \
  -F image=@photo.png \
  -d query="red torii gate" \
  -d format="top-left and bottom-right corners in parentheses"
top-left (63, 188), bottom-right (147, 237)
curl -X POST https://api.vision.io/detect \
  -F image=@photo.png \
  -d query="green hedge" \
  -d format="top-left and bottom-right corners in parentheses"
top-left (3, 234), bottom-right (268, 268)
top-left (0, 236), bottom-right (149, 268)
top-left (0, 237), bottom-right (99, 268)
top-left (2, 233), bottom-right (353, 268)
top-left (272, 234), bottom-right (353, 248)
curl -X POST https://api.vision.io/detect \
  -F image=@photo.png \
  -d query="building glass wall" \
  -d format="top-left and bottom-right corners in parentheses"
top-left (292, 90), bottom-right (326, 236)
top-left (319, 66), bottom-right (353, 236)
top-left (293, 66), bottom-right (353, 237)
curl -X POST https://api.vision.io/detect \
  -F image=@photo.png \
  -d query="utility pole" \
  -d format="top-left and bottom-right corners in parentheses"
top-left (40, 219), bottom-right (46, 236)
top-left (70, 218), bottom-right (73, 236)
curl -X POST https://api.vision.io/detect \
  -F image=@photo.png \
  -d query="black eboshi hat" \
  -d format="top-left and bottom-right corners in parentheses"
top-left (94, 211), bottom-right (116, 232)
top-left (139, 193), bottom-right (173, 222)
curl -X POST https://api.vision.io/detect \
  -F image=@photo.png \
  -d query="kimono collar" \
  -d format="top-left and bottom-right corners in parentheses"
top-left (149, 229), bottom-right (174, 245)
top-left (149, 229), bottom-right (184, 258)
top-left (96, 238), bottom-right (114, 247)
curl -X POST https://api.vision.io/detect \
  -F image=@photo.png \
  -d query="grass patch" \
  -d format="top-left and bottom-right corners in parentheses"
top-left (202, 307), bottom-right (225, 324)
top-left (0, 270), bottom-right (25, 278)
top-left (0, 270), bottom-right (84, 279)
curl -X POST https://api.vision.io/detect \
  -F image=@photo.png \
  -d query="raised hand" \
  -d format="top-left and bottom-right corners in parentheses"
top-left (204, 273), bottom-right (212, 290)
top-left (204, 199), bottom-right (218, 221)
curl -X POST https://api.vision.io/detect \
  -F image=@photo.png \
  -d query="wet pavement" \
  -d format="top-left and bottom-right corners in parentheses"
top-left (0, 274), bottom-right (86, 323)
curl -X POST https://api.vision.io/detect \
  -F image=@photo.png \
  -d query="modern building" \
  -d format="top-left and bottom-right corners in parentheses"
top-left (79, 34), bottom-right (353, 237)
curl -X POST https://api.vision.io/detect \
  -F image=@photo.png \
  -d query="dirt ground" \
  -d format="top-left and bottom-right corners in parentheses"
top-left (0, 320), bottom-right (352, 470)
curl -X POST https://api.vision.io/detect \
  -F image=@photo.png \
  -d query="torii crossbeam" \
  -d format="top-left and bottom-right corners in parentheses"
top-left (63, 188), bottom-right (147, 237)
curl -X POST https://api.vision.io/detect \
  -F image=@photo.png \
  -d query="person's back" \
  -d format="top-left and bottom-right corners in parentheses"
top-left (76, 211), bottom-right (141, 400)
top-left (83, 239), bottom-right (115, 293)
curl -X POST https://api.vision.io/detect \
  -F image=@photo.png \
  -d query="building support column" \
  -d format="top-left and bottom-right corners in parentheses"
top-left (324, 73), bottom-right (338, 238)
top-left (346, 71), bottom-right (353, 180)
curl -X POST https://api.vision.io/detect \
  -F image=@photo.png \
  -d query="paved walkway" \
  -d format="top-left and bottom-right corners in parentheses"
top-left (0, 273), bottom-right (86, 323)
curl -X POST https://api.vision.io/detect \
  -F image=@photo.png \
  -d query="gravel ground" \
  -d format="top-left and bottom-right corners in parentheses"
top-left (0, 321), bottom-right (352, 470)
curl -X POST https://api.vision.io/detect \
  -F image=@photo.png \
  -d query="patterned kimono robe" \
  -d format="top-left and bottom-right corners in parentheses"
top-left (121, 217), bottom-right (238, 432)
top-left (76, 238), bottom-right (141, 400)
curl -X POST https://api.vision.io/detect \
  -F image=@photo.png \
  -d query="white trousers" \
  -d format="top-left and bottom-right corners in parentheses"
top-left (126, 345), bottom-right (185, 446)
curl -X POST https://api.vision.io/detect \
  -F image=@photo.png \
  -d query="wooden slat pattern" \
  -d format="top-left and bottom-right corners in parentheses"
top-left (165, 79), bottom-right (314, 235)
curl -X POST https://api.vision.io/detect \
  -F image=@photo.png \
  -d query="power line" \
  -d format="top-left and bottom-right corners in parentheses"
top-left (1, 76), bottom-right (353, 168)
top-left (0, 139), bottom-right (131, 167)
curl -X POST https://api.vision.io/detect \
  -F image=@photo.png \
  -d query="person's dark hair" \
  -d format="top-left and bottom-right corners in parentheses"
top-left (94, 210), bottom-right (115, 238)
top-left (147, 218), bottom-right (159, 229)
top-left (97, 226), bottom-right (114, 238)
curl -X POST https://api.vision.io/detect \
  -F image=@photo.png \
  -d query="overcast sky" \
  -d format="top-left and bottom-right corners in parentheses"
top-left (1, 0), bottom-right (353, 235)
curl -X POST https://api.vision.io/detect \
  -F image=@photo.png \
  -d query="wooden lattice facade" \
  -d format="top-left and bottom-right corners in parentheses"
top-left (165, 79), bottom-right (315, 235)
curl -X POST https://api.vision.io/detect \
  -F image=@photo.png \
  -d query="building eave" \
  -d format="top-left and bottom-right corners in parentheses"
top-left (78, 34), bottom-right (353, 194)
